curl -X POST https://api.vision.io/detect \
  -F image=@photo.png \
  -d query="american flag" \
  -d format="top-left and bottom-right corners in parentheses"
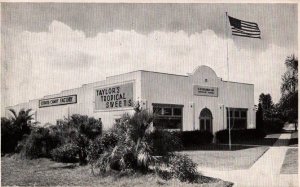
top-left (228, 16), bottom-right (261, 39)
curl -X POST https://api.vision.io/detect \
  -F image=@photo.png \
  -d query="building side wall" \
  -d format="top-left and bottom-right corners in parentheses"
top-left (5, 68), bottom-right (255, 133)
top-left (141, 69), bottom-right (255, 134)
top-left (5, 71), bottom-right (142, 130)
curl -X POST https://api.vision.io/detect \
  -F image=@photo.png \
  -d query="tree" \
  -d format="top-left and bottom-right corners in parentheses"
top-left (279, 54), bottom-right (298, 131)
top-left (281, 54), bottom-right (298, 95)
top-left (9, 108), bottom-right (34, 137)
top-left (256, 103), bottom-right (264, 131)
top-left (258, 93), bottom-right (274, 119)
top-left (278, 91), bottom-right (298, 131)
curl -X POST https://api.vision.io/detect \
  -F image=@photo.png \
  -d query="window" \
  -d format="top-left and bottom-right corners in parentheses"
top-left (153, 104), bottom-right (183, 130)
top-left (163, 108), bottom-right (172, 115)
top-left (173, 108), bottom-right (182, 116)
top-left (241, 111), bottom-right (247, 118)
top-left (234, 111), bottom-right (240, 118)
top-left (226, 108), bottom-right (247, 129)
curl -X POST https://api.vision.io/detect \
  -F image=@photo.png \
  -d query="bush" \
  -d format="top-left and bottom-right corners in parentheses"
top-left (1, 117), bottom-right (21, 154)
top-left (87, 137), bottom-right (104, 170)
top-left (89, 109), bottom-right (201, 181)
top-left (66, 114), bottom-right (102, 140)
top-left (215, 129), bottom-right (266, 143)
top-left (90, 110), bottom-right (156, 173)
top-left (56, 114), bottom-right (103, 165)
top-left (169, 154), bottom-right (198, 182)
top-left (151, 130), bottom-right (182, 156)
top-left (101, 130), bottom-right (119, 149)
top-left (21, 127), bottom-right (63, 159)
top-left (51, 143), bottom-right (79, 163)
top-left (263, 118), bottom-right (284, 134)
top-left (174, 130), bottom-right (213, 147)
top-left (15, 134), bottom-right (29, 153)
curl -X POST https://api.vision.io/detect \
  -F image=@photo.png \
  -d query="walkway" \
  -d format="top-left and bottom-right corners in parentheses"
top-left (198, 132), bottom-right (298, 187)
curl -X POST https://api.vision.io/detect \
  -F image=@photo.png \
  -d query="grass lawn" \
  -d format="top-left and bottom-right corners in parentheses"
top-left (181, 146), bottom-right (269, 170)
top-left (1, 155), bottom-right (233, 187)
top-left (280, 148), bottom-right (298, 174)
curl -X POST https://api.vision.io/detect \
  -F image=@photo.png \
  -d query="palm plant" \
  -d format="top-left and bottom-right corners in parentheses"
top-left (93, 110), bottom-right (156, 173)
top-left (57, 114), bottom-right (102, 165)
top-left (9, 108), bottom-right (35, 136)
top-left (281, 54), bottom-right (298, 95)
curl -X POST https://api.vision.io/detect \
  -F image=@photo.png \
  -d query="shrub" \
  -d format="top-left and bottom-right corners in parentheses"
top-left (87, 137), bottom-right (104, 173)
top-left (90, 110), bottom-right (155, 173)
top-left (151, 130), bottom-right (182, 156)
top-left (51, 143), bottom-right (79, 163)
top-left (21, 127), bottom-right (63, 159)
top-left (215, 129), bottom-right (266, 143)
top-left (101, 130), bottom-right (119, 149)
top-left (1, 117), bottom-right (21, 154)
top-left (263, 118), bottom-right (284, 134)
top-left (56, 114), bottom-right (103, 165)
top-left (169, 154), bottom-right (198, 182)
top-left (89, 109), bottom-right (200, 182)
top-left (15, 134), bottom-right (29, 153)
top-left (174, 130), bottom-right (213, 147)
top-left (66, 114), bottom-right (102, 140)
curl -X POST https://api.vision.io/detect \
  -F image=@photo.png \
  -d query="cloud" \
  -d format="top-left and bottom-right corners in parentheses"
top-left (2, 20), bottom-right (295, 110)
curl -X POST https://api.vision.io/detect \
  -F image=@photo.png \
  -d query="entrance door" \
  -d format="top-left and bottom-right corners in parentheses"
top-left (199, 108), bottom-right (213, 132)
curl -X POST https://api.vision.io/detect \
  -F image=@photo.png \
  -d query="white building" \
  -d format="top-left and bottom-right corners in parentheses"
top-left (5, 66), bottom-right (256, 134)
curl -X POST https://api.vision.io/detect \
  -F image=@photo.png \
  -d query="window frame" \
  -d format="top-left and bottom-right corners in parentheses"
top-left (152, 103), bottom-right (184, 131)
top-left (226, 108), bottom-right (248, 129)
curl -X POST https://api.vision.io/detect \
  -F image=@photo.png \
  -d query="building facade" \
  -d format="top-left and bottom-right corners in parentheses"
top-left (5, 66), bottom-right (256, 134)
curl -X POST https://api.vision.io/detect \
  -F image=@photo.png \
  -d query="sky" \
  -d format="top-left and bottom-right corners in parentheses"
top-left (1, 3), bottom-right (298, 115)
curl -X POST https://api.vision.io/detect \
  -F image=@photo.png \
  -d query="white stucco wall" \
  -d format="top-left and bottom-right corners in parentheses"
top-left (5, 71), bottom-right (141, 130)
top-left (140, 66), bottom-right (255, 133)
top-left (5, 66), bottom-right (255, 133)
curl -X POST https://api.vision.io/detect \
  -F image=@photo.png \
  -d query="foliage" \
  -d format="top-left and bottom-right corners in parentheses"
top-left (151, 130), bottom-right (182, 156)
top-left (56, 114), bottom-right (103, 165)
top-left (281, 54), bottom-right (298, 96)
top-left (278, 91), bottom-right (298, 129)
top-left (91, 110), bottom-right (155, 173)
top-left (1, 117), bottom-right (21, 154)
top-left (215, 129), bottom-right (266, 143)
top-left (168, 154), bottom-right (198, 182)
top-left (87, 137), bottom-right (104, 174)
top-left (1, 108), bottom-right (36, 154)
top-left (278, 54), bottom-right (298, 130)
top-left (88, 108), bottom-right (201, 183)
top-left (51, 143), bottom-right (79, 163)
top-left (21, 127), bottom-right (63, 159)
top-left (101, 130), bottom-right (119, 149)
top-left (259, 93), bottom-right (274, 119)
top-left (175, 130), bottom-right (213, 147)
top-left (256, 103), bottom-right (264, 131)
top-left (67, 114), bottom-right (102, 140)
top-left (257, 93), bottom-right (284, 133)
top-left (259, 93), bottom-right (273, 111)
top-left (263, 118), bottom-right (285, 134)
top-left (8, 108), bottom-right (35, 136)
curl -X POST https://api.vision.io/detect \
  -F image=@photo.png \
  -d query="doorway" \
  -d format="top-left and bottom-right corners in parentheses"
top-left (199, 108), bottom-right (213, 133)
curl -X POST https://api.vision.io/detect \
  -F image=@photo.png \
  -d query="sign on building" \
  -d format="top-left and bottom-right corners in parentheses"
top-left (193, 85), bottom-right (218, 97)
top-left (39, 95), bottom-right (77, 108)
top-left (95, 83), bottom-right (133, 110)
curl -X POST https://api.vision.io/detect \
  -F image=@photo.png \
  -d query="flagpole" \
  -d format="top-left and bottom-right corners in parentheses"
top-left (225, 12), bottom-right (231, 150)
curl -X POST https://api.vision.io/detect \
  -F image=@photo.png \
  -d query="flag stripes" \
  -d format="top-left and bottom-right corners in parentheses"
top-left (228, 15), bottom-right (261, 39)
